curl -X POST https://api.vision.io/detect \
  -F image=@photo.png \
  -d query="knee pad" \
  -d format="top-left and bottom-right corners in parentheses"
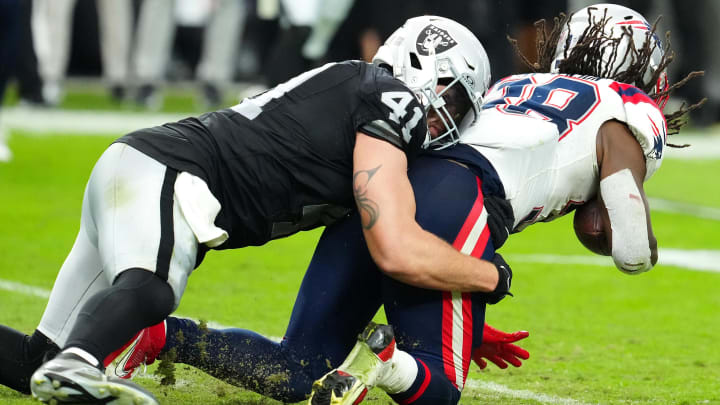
top-left (65, 269), bottom-right (175, 360)
top-left (112, 268), bottom-right (175, 325)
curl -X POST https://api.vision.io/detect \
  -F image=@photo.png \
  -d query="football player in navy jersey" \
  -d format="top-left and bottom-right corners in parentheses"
top-left (86, 5), bottom-right (704, 405)
top-left (0, 16), bottom-right (515, 405)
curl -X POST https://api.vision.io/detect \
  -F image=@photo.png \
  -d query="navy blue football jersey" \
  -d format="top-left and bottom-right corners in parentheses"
top-left (116, 61), bottom-right (427, 248)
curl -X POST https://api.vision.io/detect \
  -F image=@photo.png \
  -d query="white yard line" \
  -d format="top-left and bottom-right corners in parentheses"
top-left (509, 249), bottom-right (720, 273)
top-left (649, 198), bottom-right (720, 221)
top-left (664, 134), bottom-right (720, 160)
top-left (2, 107), bottom-right (187, 136)
top-left (654, 249), bottom-right (720, 272)
top-left (0, 279), bottom-right (234, 329)
top-left (0, 279), bottom-right (51, 299)
top-left (466, 380), bottom-right (596, 405)
top-left (508, 254), bottom-right (612, 266)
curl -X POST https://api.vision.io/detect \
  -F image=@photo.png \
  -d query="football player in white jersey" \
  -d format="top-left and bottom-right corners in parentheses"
top-left (463, 3), bottom-right (702, 274)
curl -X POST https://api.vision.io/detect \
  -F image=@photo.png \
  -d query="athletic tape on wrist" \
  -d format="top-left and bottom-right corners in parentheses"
top-left (600, 169), bottom-right (652, 274)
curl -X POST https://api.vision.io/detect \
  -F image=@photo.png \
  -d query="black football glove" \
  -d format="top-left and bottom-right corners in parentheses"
top-left (486, 253), bottom-right (513, 305)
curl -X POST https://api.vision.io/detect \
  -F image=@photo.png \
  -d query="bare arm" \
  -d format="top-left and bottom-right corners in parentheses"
top-left (596, 120), bottom-right (658, 267)
top-left (353, 133), bottom-right (501, 292)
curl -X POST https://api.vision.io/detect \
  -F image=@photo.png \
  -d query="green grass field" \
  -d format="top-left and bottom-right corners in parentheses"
top-left (1, 106), bottom-right (719, 404)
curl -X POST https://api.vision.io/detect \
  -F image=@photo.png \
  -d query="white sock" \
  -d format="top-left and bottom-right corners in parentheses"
top-left (63, 347), bottom-right (100, 367)
top-left (377, 349), bottom-right (418, 394)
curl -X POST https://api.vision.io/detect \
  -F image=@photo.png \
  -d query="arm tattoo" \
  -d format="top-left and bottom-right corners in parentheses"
top-left (353, 165), bottom-right (382, 229)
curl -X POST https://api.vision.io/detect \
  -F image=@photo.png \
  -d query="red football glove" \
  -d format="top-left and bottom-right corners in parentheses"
top-left (473, 323), bottom-right (530, 369)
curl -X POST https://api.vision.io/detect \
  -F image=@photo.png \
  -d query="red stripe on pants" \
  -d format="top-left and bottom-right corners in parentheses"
top-left (461, 292), bottom-right (473, 388)
top-left (441, 291), bottom-right (457, 389)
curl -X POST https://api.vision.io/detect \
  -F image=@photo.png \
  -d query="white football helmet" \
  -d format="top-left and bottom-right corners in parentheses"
top-left (551, 4), bottom-right (669, 108)
top-left (373, 16), bottom-right (491, 149)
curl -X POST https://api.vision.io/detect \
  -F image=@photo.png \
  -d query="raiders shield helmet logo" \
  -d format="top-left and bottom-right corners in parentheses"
top-left (416, 24), bottom-right (457, 56)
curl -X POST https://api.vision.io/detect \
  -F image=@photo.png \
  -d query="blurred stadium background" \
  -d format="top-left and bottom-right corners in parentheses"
top-left (1, 0), bottom-right (719, 404)
top-left (1, 0), bottom-right (719, 120)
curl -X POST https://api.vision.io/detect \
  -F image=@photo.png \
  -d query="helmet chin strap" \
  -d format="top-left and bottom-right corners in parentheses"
top-left (427, 46), bottom-right (440, 93)
top-left (393, 42), bottom-right (405, 79)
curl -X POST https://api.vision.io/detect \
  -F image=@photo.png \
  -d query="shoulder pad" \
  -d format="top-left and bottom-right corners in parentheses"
top-left (358, 67), bottom-right (427, 156)
top-left (607, 81), bottom-right (667, 180)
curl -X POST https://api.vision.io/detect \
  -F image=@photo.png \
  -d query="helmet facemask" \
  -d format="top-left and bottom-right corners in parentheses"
top-left (411, 52), bottom-right (478, 149)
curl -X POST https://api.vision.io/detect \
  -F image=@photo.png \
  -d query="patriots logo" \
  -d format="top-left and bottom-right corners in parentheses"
top-left (647, 113), bottom-right (666, 160)
top-left (616, 19), bottom-right (662, 49)
top-left (416, 24), bottom-right (457, 56)
top-left (616, 19), bottom-right (650, 31)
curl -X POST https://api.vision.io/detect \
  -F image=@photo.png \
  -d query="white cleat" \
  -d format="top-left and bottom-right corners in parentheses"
top-left (30, 352), bottom-right (159, 405)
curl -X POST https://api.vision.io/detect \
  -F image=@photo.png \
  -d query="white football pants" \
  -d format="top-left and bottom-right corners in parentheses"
top-left (37, 143), bottom-right (198, 347)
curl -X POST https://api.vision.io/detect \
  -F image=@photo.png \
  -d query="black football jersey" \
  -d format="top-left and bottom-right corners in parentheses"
top-left (116, 61), bottom-right (427, 249)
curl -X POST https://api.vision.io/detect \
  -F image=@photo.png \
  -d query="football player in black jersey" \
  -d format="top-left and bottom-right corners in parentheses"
top-left (0, 16), bottom-right (513, 405)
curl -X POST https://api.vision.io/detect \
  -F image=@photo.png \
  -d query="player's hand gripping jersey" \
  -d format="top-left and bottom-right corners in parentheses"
top-left (461, 73), bottom-right (667, 232)
top-left (116, 62), bottom-right (427, 248)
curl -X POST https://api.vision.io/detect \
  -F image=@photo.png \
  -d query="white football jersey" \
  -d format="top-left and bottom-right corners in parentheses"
top-left (460, 73), bottom-right (667, 232)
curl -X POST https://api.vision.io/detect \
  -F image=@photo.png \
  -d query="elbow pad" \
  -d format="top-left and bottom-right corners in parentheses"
top-left (600, 169), bottom-right (653, 274)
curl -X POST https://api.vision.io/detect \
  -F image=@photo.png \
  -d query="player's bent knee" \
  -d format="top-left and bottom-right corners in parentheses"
top-left (113, 268), bottom-right (175, 324)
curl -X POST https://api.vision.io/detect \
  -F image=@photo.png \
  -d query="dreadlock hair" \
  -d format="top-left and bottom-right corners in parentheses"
top-left (507, 8), bottom-right (706, 146)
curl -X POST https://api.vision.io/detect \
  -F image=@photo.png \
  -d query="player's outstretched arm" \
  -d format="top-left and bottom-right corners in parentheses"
top-left (596, 120), bottom-right (658, 273)
top-left (352, 133), bottom-right (511, 294)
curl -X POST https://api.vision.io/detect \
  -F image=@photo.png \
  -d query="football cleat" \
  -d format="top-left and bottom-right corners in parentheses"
top-left (308, 322), bottom-right (395, 405)
top-left (310, 371), bottom-right (368, 405)
top-left (104, 321), bottom-right (167, 379)
top-left (30, 352), bottom-right (159, 405)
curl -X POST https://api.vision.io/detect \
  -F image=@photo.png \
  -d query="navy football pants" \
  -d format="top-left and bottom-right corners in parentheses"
top-left (166, 156), bottom-right (496, 404)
